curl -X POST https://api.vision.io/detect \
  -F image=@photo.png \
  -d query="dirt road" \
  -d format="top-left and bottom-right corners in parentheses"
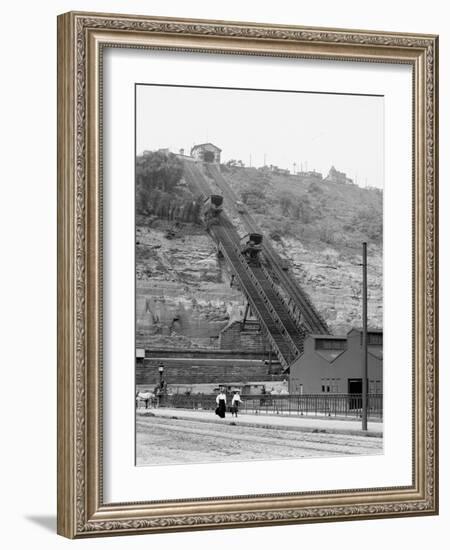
top-left (136, 415), bottom-right (383, 466)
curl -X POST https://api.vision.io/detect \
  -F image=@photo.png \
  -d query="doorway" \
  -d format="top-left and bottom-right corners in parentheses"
top-left (203, 150), bottom-right (215, 162)
top-left (348, 378), bottom-right (362, 410)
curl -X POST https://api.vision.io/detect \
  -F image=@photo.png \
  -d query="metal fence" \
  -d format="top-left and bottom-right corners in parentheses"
top-left (157, 393), bottom-right (383, 419)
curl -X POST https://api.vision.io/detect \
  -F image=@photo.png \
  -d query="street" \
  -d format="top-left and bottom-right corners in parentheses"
top-left (136, 412), bottom-right (383, 466)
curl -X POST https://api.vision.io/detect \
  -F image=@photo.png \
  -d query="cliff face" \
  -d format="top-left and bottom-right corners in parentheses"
top-left (272, 238), bottom-right (382, 334)
top-left (136, 219), bottom-right (248, 349)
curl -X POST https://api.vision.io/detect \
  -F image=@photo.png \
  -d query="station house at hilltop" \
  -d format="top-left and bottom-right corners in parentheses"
top-left (190, 143), bottom-right (222, 164)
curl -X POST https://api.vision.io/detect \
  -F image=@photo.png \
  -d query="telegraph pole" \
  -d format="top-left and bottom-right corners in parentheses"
top-left (362, 242), bottom-right (368, 431)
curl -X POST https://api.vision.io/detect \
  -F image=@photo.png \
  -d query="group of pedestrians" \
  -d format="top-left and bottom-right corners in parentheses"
top-left (215, 389), bottom-right (242, 419)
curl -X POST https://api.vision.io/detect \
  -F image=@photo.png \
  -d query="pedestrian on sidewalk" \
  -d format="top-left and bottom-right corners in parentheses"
top-left (215, 388), bottom-right (227, 418)
top-left (231, 390), bottom-right (242, 418)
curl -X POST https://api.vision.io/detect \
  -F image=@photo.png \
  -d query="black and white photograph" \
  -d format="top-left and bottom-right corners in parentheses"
top-left (1, 0), bottom-right (442, 544)
top-left (135, 83), bottom-right (384, 466)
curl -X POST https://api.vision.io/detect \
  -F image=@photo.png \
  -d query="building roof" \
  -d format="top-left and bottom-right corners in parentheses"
top-left (289, 334), bottom-right (347, 368)
top-left (315, 350), bottom-right (346, 363)
top-left (307, 334), bottom-right (347, 340)
top-left (190, 142), bottom-right (222, 152)
top-left (369, 348), bottom-right (383, 360)
top-left (347, 327), bottom-right (383, 335)
top-left (307, 329), bottom-right (383, 339)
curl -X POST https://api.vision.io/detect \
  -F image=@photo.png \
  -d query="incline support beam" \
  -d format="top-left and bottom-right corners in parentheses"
top-left (242, 302), bottom-right (250, 329)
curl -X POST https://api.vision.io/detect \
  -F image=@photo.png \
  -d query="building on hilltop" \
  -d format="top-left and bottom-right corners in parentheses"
top-left (296, 170), bottom-right (323, 182)
top-left (288, 328), bottom-right (383, 395)
top-left (190, 143), bottom-right (222, 164)
top-left (268, 164), bottom-right (290, 175)
top-left (295, 170), bottom-right (323, 181)
top-left (325, 166), bottom-right (354, 185)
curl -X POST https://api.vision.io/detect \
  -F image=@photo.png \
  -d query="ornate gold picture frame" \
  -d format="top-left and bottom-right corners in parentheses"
top-left (57, 11), bottom-right (438, 538)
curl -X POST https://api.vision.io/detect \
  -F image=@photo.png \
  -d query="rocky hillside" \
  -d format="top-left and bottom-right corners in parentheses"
top-left (136, 217), bottom-right (248, 349)
top-left (136, 153), bottom-right (383, 349)
top-left (219, 165), bottom-right (383, 334)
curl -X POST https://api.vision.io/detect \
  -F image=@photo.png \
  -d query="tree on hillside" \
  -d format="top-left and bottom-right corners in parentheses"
top-left (136, 151), bottom-right (184, 216)
top-left (137, 151), bottom-right (183, 194)
top-left (279, 191), bottom-right (294, 217)
top-left (278, 191), bottom-right (313, 223)
top-left (350, 207), bottom-right (383, 243)
top-left (241, 185), bottom-right (266, 212)
top-left (225, 159), bottom-right (245, 168)
top-left (308, 180), bottom-right (324, 195)
top-left (296, 195), bottom-right (313, 223)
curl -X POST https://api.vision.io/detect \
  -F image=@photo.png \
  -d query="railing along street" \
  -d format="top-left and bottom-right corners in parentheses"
top-left (147, 393), bottom-right (383, 419)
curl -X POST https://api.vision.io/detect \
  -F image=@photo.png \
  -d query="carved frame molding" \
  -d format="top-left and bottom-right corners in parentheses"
top-left (57, 11), bottom-right (438, 538)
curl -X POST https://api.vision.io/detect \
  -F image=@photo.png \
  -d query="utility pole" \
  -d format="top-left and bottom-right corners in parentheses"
top-left (362, 242), bottom-right (368, 431)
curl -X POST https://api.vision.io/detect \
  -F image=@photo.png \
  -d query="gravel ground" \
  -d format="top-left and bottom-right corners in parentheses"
top-left (136, 415), bottom-right (383, 466)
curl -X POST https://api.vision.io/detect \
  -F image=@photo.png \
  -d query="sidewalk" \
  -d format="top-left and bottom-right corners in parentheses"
top-left (138, 407), bottom-right (383, 438)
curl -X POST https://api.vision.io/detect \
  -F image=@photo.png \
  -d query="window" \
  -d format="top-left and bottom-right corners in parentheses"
top-left (315, 338), bottom-right (346, 351)
top-left (369, 380), bottom-right (382, 394)
top-left (359, 332), bottom-right (383, 346)
top-left (330, 379), bottom-right (340, 393)
top-left (368, 332), bottom-right (383, 346)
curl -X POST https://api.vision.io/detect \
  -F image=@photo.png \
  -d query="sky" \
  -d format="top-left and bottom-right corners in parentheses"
top-left (136, 84), bottom-right (384, 188)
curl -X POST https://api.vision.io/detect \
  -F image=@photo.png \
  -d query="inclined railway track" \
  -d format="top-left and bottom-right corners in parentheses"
top-left (213, 223), bottom-right (297, 368)
top-left (181, 159), bottom-right (329, 368)
top-left (184, 163), bottom-right (303, 365)
top-left (204, 164), bottom-right (329, 335)
top-left (218, 217), bottom-right (304, 353)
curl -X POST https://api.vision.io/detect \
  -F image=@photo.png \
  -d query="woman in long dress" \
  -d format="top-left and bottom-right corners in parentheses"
top-left (215, 389), bottom-right (227, 418)
top-left (231, 391), bottom-right (242, 417)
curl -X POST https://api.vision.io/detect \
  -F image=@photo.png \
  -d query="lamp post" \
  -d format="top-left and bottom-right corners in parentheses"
top-left (158, 363), bottom-right (165, 406)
